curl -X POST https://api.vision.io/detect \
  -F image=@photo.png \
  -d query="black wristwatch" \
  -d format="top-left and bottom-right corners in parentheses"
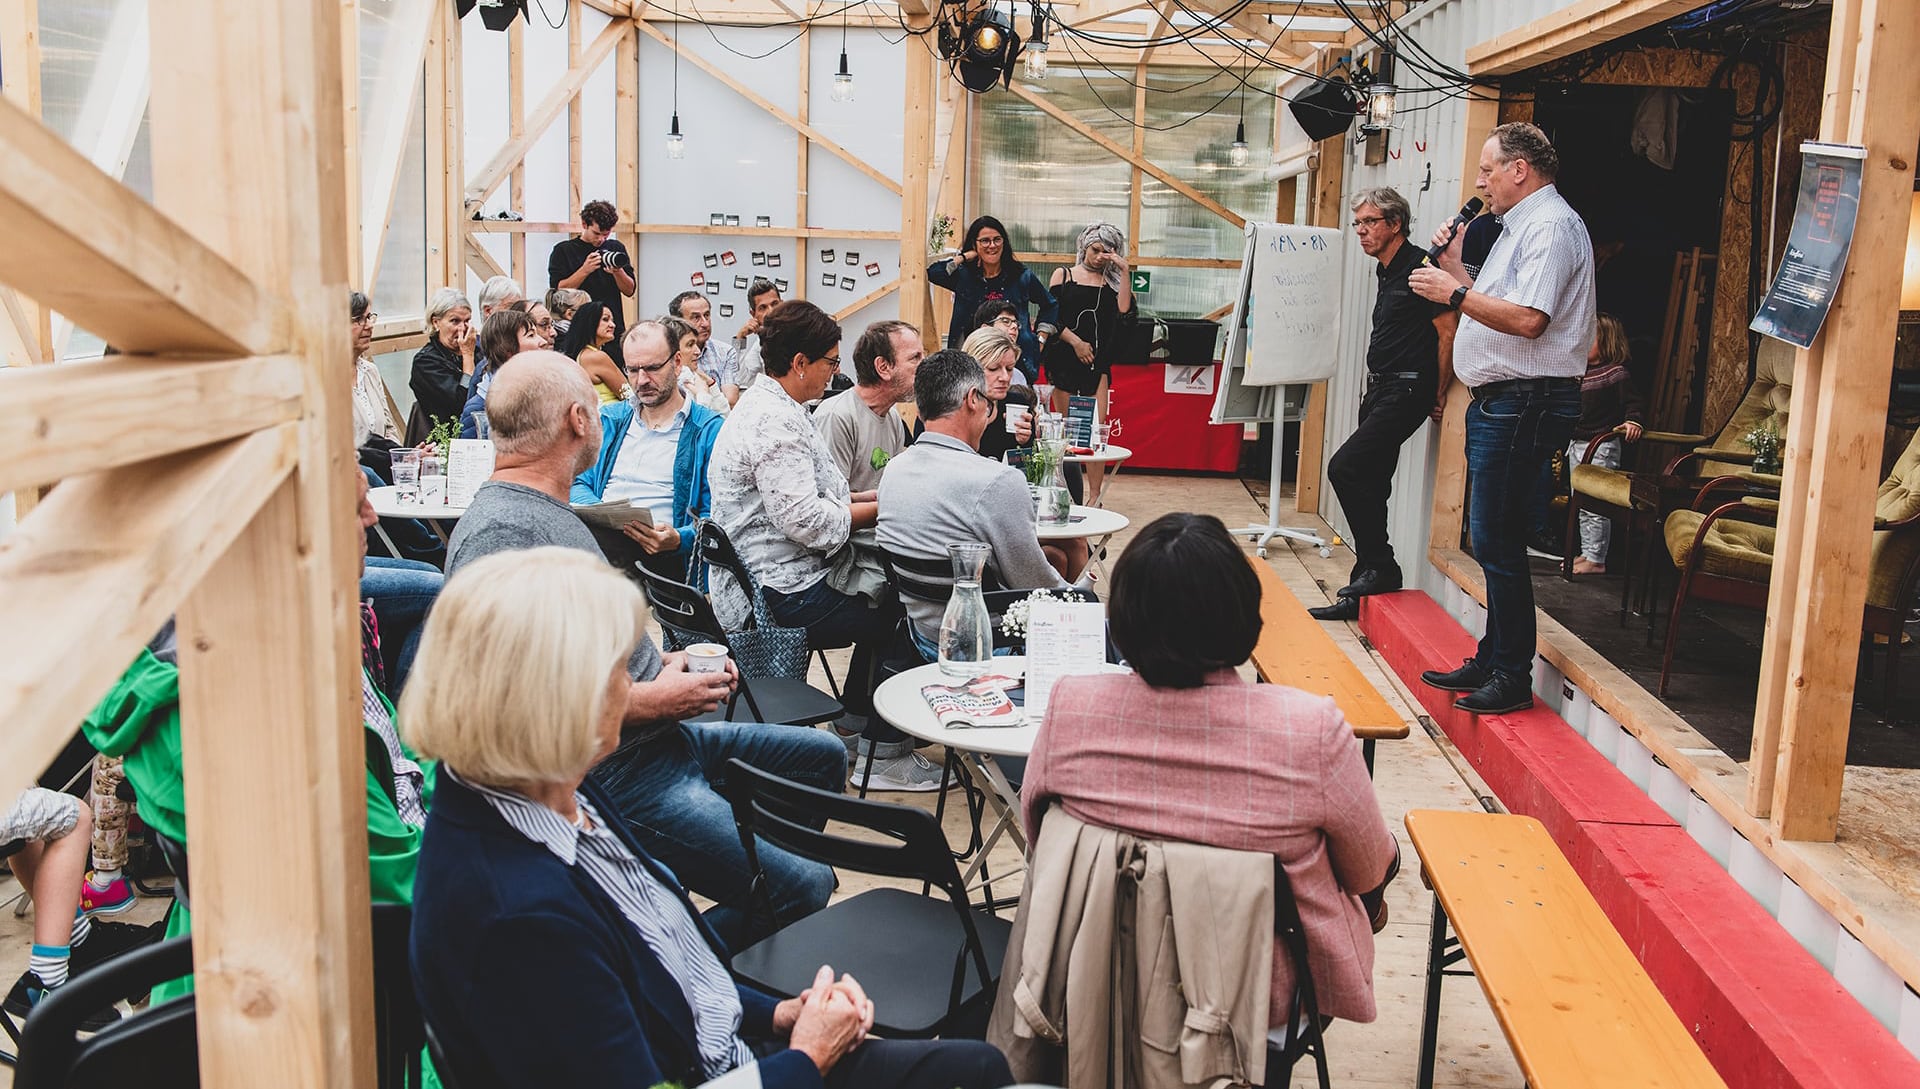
top-left (1448, 285), bottom-right (1469, 311)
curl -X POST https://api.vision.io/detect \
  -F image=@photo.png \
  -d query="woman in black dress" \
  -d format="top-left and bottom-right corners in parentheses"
top-left (1041, 221), bottom-right (1133, 504)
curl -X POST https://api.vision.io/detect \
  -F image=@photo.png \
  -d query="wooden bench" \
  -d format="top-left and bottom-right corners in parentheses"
top-left (1247, 555), bottom-right (1409, 771)
top-left (1406, 809), bottom-right (1728, 1089)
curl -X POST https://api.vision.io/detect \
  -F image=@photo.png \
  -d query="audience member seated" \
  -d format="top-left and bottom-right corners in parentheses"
top-left (952, 327), bottom-right (1035, 462)
top-left (79, 471), bottom-right (437, 1004)
top-left (447, 351), bottom-right (846, 947)
top-left (665, 314), bottom-right (731, 415)
top-left (877, 349), bottom-right (1072, 659)
top-left (546, 286), bottom-right (590, 338)
top-left (813, 320), bottom-right (922, 494)
top-left (459, 306), bottom-right (546, 438)
top-left (403, 548), bottom-right (1014, 1089)
top-left (351, 291), bottom-right (400, 448)
top-left (1021, 512), bottom-right (1400, 1029)
top-left (732, 277), bottom-right (783, 393)
top-left (2, 790), bottom-right (156, 1026)
top-left (557, 300), bottom-right (631, 405)
top-left (572, 320), bottom-right (725, 580)
top-left (407, 287), bottom-right (475, 443)
top-left (709, 304), bottom-right (935, 793)
top-left (670, 290), bottom-right (742, 406)
top-left (361, 552), bottom-right (443, 694)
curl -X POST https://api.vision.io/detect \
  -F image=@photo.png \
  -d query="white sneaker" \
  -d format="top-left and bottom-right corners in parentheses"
top-left (854, 751), bottom-right (951, 793)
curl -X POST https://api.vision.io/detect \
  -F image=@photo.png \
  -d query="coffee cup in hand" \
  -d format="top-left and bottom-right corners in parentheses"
top-left (686, 643), bottom-right (731, 674)
top-left (1004, 403), bottom-right (1029, 434)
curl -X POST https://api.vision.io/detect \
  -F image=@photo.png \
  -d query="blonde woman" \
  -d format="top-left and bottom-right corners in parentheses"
top-left (402, 548), bottom-right (1011, 1089)
top-left (958, 326), bottom-right (1033, 462)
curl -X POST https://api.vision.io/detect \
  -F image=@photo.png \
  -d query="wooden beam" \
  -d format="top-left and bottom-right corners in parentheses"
top-left (1757, 0), bottom-right (1920, 841)
top-left (150, 2), bottom-right (373, 1084)
top-left (1466, 0), bottom-right (1706, 77)
top-left (568, 0), bottom-right (584, 215)
top-left (796, 26), bottom-right (810, 299)
top-left (1013, 252), bottom-right (1240, 269)
top-left (1127, 3), bottom-right (1173, 260)
top-left (833, 278), bottom-right (902, 321)
top-left (1004, 82), bottom-right (1246, 230)
top-left (509, 14), bottom-right (527, 284)
top-left (635, 19), bottom-right (904, 197)
top-left (616, 21), bottom-right (638, 322)
top-left (424, 0), bottom-right (466, 289)
top-left (466, 17), bottom-right (625, 206)
top-left (0, 355), bottom-right (304, 494)
top-left (1, 0), bottom-right (46, 518)
top-left (474, 220), bottom-right (900, 239)
top-left (466, 230), bottom-right (512, 282)
top-left (582, 0), bottom-right (634, 15)
top-left (1426, 92), bottom-right (1500, 554)
top-left (1061, 0), bottom-right (1159, 28)
top-left (900, 9), bottom-right (936, 335)
top-left (930, 79), bottom-right (968, 335)
top-left (0, 99), bottom-right (293, 357)
top-left (0, 426), bottom-right (298, 806)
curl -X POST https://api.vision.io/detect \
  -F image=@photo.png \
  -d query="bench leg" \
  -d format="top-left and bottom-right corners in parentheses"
top-left (1363, 738), bottom-right (1376, 776)
top-left (1417, 897), bottom-right (1448, 1089)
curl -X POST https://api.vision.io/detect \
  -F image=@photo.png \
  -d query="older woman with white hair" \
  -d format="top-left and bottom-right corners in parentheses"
top-left (407, 286), bottom-right (476, 444)
top-left (402, 547), bottom-right (1013, 1089)
top-left (1041, 222), bottom-right (1134, 503)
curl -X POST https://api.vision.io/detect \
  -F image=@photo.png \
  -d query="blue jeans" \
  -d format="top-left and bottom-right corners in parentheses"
top-left (764, 577), bottom-right (902, 723)
top-left (361, 557), bottom-right (442, 694)
top-left (588, 721), bottom-right (847, 952)
top-left (1465, 381), bottom-right (1580, 678)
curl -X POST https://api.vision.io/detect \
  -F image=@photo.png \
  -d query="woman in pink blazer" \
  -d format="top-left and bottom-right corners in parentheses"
top-left (1021, 512), bottom-right (1399, 1026)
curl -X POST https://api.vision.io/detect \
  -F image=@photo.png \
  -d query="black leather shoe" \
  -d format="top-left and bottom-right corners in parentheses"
top-left (1421, 657), bottom-right (1491, 692)
top-left (1454, 672), bottom-right (1535, 715)
top-left (1337, 566), bottom-right (1404, 599)
top-left (1308, 597), bottom-right (1360, 621)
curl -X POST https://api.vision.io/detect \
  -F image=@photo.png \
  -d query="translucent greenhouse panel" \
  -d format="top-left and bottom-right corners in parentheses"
top-left (968, 70), bottom-right (1132, 257)
top-left (371, 80), bottom-right (430, 322)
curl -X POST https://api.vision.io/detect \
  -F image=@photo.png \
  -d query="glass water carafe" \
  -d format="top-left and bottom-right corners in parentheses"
top-left (938, 542), bottom-right (993, 677)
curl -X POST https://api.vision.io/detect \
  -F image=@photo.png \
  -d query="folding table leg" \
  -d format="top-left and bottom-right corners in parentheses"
top-left (1416, 898), bottom-right (1449, 1089)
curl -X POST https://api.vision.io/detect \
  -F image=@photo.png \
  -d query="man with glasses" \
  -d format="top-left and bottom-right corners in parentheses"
top-left (571, 320), bottom-right (726, 580)
top-left (1309, 187), bottom-right (1457, 624)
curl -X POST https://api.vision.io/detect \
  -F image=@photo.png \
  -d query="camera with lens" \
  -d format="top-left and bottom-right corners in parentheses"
top-left (597, 243), bottom-right (631, 272)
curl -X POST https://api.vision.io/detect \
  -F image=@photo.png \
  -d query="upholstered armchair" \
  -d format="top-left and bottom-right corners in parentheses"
top-left (1656, 429), bottom-right (1920, 704)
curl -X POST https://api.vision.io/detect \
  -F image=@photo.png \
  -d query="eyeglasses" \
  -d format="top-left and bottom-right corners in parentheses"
top-left (530, 318), bottom-right (555, 331)
top-left (976, 236), bottom-right (1005, 247)
top-left (352, 312), bottom-right (378, 327)
top-left (990, 315), bottom-right (1019, 329)
top-left (625, 359), bottom-right (674, 378)
top-left (1350, 216), bottom-right (1386, 230)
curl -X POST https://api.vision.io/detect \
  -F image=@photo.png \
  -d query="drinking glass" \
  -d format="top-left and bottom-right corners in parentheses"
top-left (389, 449), bottom-right (421, 502)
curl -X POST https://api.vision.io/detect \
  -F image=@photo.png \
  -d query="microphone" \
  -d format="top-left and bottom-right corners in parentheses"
top-left (1421, 197), bottom-right (1485, 265)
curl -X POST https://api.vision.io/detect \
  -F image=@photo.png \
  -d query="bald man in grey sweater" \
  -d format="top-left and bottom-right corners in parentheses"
top-left (877, 350), bottom-right (1071, 650)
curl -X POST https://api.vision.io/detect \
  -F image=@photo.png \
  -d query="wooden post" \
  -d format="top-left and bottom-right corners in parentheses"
top-left (147, 0), bottom-right (375, 1084)
top-left (616, 19), bottom-right (638, 322)
top-left (508, 15), bottom-right (526, 284)
top-left (899, 8), bottom-right (936, 335)
top-left (1294, 64), bottom-right (1346, 515)
top-left (568, 0), bottom-right (583, 215)
top-left (424, 0), bottom-right (465, 289)
top-left (340, 0), bottom-right (361, 287)
top-left (1427, 92), bottom-right (1501, 556)
top-left (0, 0), bottom-right (49, 372)
top-left (930, 80), bottom-right (968, 338)
top-left (796, 26), bottom-right (809, 299)
top-left (1750, 0), bottom-right (1920, 839)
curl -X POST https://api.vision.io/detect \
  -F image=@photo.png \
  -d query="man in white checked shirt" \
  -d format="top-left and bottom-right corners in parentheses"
top-left (1408, 122), bottom-right (1597, 716)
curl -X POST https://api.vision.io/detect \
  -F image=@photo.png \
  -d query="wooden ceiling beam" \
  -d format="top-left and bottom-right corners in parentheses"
top-left (466, 17), bottom-right (626, 205)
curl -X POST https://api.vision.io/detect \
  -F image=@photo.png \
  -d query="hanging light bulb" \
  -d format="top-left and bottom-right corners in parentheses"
top-left (1363, 83), bottom-right (1398, 132)
top-left (666, 111), bottom-right (685, 159)
top-left (1023, 39), bottom-right (1048, 80)
top-left (1229, 120), bottom-right (1250, 167)
top-left (832, 49), bottom-right (855, 102)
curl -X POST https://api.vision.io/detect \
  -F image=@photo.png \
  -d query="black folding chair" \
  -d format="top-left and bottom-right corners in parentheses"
top-left (694, 520), bottom-right (846, 700)
top-left (634, 565), bottom-right (845, 728)
top-left (1, 838), bottom-right (25, 1066)
top-left (721, 758), bottom-right (1012, 1039)
top-left (11, 936), bottom-right (196, 1089)
top-left (1262, 857), bottom-right (1332, 1089)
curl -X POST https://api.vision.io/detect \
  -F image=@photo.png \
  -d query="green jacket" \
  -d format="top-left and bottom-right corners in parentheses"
top-left (83, 647), bottom-right (437, 1003)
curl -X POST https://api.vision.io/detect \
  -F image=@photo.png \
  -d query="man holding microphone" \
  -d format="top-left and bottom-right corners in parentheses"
top-left (1407, 122), bottom-right (1596, 715)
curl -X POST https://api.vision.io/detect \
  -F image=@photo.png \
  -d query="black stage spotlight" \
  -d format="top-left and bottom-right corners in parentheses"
top-left (1288, 76), bottom-right (1361, 141)
top-left (954, 7), bottom-right (1021, 92)
top-left (456, 0), bottom-right (527, 32)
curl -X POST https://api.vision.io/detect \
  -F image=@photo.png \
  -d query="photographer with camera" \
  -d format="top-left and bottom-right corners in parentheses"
top-left (549, 199), bottom-right (635, 343)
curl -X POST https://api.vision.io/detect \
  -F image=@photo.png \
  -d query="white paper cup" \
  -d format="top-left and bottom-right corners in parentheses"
top-left (1004, 403), bottom-right (1029, 434)
top-left (686, 642), bottom-right (731, 674)
top-left (419, 474), bottom-right (447, 505)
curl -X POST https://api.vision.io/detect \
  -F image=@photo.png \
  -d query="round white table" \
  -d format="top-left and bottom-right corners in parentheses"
top-left (1035, 504), bottom-right (1128, 542)
top-left (873, 656), bottom-right (1129, 890)
top-left (1061, 443), bottom-right (1131, 509)
top-left (367, 485), bottom-right (468, 557)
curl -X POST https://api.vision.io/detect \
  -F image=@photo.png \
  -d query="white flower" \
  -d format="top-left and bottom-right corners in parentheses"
top-left (999, 588), bottom-right (1068, 639)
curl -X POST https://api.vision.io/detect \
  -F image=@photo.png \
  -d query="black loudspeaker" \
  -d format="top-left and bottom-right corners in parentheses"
top-left (1289, 78), bottom-right (1360, 141)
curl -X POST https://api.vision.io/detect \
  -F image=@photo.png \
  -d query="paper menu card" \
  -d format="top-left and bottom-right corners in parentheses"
top-left (1023, 600), bottom-right (1107, 720)
top-left (447, 439), bottom-right (495, 507)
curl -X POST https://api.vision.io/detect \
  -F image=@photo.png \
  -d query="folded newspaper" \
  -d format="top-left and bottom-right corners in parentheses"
top-left (920, 673), bottom-right (1025, 729)
top-left (571, 498), bottom-right (654, 532)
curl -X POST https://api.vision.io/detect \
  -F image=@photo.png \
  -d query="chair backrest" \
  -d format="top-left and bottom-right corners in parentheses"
top-left (635, 565), bottom-right (731, 647)
top-left (155, 832), bottom-right (190, 911)
top-left (720, 758), bottom-right (997, 1002)
top-left (370, 903), bottom-right (426, 1089)
top-left (879, 547), bottom-right (1008, 606)
top-left (14, 937), bottom-right (198, 1089)
top-left (693, 520), bottom-right (759, 608)
top-left (1702, 337), bottom-right (1795, 474)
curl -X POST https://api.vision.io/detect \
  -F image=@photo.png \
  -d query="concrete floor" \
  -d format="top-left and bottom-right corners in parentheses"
top-left (0, 470), bottom-right (1521, 1088)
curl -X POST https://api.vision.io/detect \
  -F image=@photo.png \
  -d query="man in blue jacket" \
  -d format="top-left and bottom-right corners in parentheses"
top-left (573, 319), bottom-right (725, 581)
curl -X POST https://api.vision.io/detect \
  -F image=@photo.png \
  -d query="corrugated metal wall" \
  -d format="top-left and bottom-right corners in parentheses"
top-left (1315, 0), bottom-right (1577, 593)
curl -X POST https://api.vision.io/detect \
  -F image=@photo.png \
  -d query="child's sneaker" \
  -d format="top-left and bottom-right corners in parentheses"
top-left (4, 971), bottom-right (121, 1030)
top-left (79, 872), bottom-right (136, 917)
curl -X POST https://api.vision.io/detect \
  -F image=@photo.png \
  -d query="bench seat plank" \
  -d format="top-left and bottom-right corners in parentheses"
top-left (1407, 809), bottom-right (1727, 1089)
top-left (1247, 555), bottom-right (1408, 741)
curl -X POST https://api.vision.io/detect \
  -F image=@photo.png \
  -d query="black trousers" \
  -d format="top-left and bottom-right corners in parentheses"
top-left (822, 1038), bottom-right (1012, 1089)
top-left (1325, 374), bottom-right (1436, 576)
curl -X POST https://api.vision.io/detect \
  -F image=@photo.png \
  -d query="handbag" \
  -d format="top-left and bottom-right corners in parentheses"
top-left (687, 520), bottom-right (812, 680)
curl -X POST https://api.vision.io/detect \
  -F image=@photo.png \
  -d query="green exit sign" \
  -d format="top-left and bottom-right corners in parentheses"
top-left (1130, 270), bottom-right (1151, 294)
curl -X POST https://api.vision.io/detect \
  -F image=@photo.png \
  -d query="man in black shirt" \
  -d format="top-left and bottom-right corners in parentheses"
top-left (1311, 186), bottom-right (1457, 622)
top-left (548, 199), bottom-right (635, 342)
